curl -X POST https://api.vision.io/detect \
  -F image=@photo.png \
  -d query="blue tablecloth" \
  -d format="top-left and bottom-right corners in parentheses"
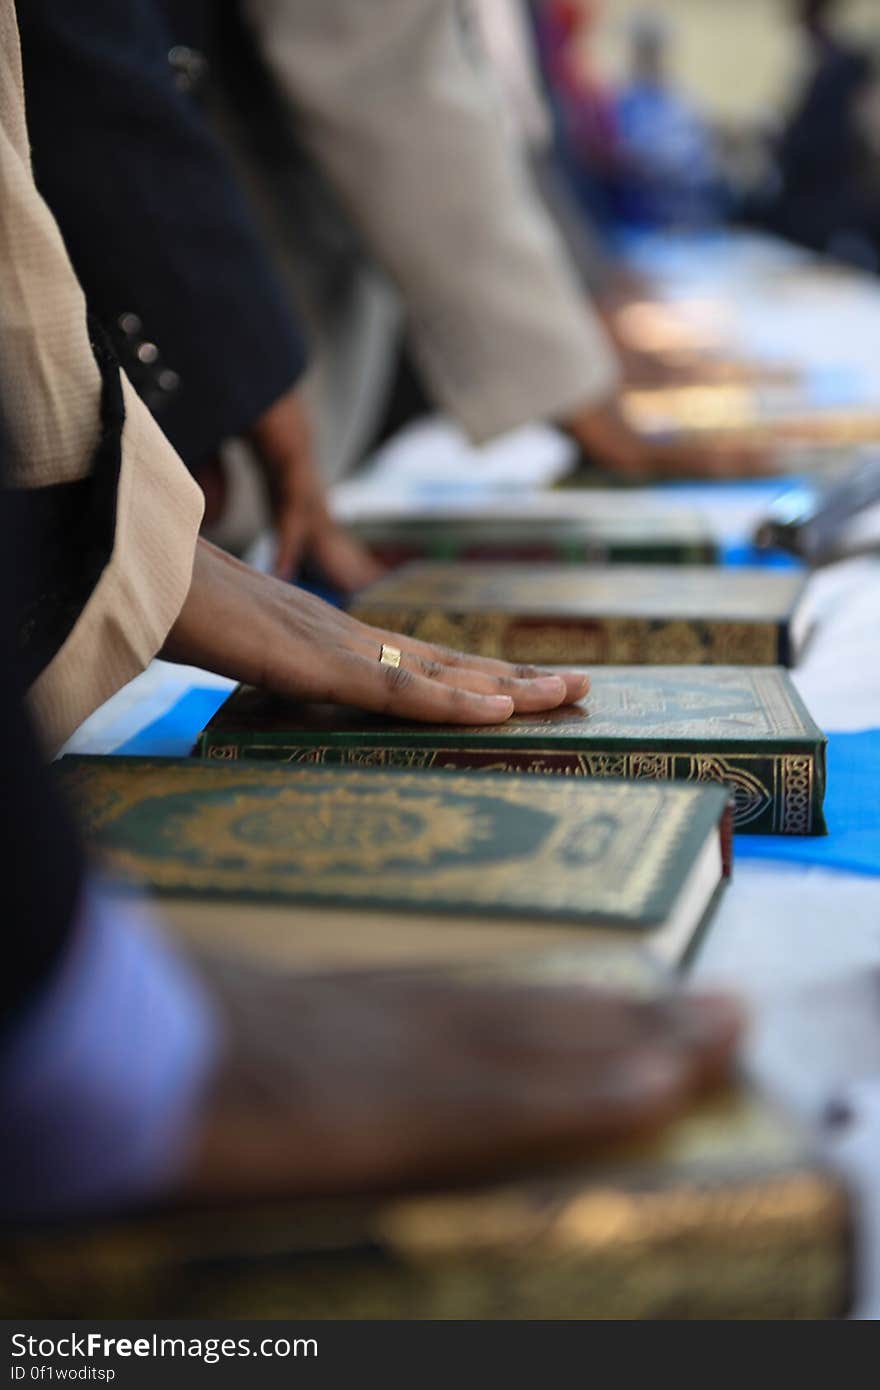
top-left (736, 729), bottom-right (880, 878)
top-left (118, 688), bottom-right (229, 758)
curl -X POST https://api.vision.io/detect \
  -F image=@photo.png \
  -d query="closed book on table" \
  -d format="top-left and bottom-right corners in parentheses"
top-left (347, 510), bottom-right (717, 567)
top-left (57, 757), bottom-right (733, 971)
top-left (198, 667), bottom-right (827, 837)
top-left (0, 929), bottom-right (849, 1320)
top-left (349, 563), bottom-right (812, 667)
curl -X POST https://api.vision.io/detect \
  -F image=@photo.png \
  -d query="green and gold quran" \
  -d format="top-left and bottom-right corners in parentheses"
top-left (198, 667), bottom-right (827, 837)
top-left (0, 935), bottom-right (850, 1320)
top-left (346, 510), bottom-right (717, 567)
top-left (57, 757), bottom-right (733, 970)
top-left (349, 563), bottom-right (812, 667)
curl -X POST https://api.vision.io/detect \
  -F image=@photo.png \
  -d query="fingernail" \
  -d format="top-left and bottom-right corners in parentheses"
top-left (569, 671), bottom-right (590, 690)
top-left (678, 994), bottom-right (744, 1043)
top-left (484, 695), bottom-right (515, 715)
top-left (531, 676), bottom-right (566, 695)
top-left (605, 1050), bottom-right (684, 1104)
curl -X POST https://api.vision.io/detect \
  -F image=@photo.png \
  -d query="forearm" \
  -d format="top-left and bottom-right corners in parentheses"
top-left (244, 0), bottom-right (619, 443)
top-left (161, 540), bottom-right (278, 689)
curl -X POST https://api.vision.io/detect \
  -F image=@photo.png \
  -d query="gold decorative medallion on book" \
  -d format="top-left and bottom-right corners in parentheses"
top-left (57, 758), bottom-right (733, 970)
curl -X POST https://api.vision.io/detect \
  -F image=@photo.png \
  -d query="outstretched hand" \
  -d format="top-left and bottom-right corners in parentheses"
top-left (567, 396), bottom-right (775, 481)
top-left (182, 955), bottom-right (742, 1200)
top-left (163, 539), bottom-right (589, 723)
top-left (249, 387), bottom-right (384, 591)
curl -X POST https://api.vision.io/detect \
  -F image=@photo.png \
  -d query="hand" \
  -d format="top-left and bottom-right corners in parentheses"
top-left (182, 955), bottom-right (742, 1200)
top-left (162, 539), bottom-right (590, 722)
top-left (598, 299), bottom-right (705, 389)
top-left (564, 396), bottom-right (775, 481)
top-left (249, 387), bottom-right (384, 590)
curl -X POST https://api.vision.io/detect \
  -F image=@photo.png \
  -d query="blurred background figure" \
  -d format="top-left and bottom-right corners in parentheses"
top-left (532, 0), bottom-right (620, 229)
top-left (533, 2), bottom-right (721, 233)
top-left (466, 0), bottom-right (617, 298)
top-left (744, 0), bottom-right (880, 271)
top-left (231, 0), bottom-right (768, 486)
top-left (612, 11), bottom-right (723, 230)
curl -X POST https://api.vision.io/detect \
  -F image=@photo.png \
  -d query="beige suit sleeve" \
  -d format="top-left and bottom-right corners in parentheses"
top-left (0, 0), bottom-right (203, 752)
top-left (244, 0), bottom-right (619, 444)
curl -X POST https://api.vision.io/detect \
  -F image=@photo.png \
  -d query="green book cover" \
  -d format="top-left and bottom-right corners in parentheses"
top-left (57, 758), bottom-right (732, 969)
top-left (198, 667), bottom-right (827, 836)
top-left (348, 510), bottom-right (717, 566)
top-left (349, 563), bottom-right (811, 667)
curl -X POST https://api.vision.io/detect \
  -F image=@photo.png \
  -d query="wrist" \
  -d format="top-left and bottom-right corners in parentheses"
top-left (161, 540), bottom-right (273, 685)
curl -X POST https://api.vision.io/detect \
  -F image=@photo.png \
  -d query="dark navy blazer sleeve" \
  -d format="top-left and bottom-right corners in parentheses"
top-left (0, 441), bottom-right (84, 1037)
top-left (18, 0), bottom-right (308, 471)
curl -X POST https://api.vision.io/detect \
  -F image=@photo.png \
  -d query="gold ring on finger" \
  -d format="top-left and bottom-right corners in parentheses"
top-left (379, 643), bottom-right (402, 668)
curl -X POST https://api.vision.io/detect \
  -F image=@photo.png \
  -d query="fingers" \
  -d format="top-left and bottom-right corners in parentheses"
top-left (345, 639), bottom-right (570, 715)
top-left (321, 648), bottom-right (519, 724)
top-left (428, 982), bottom-right (742, 1073)
top-left (385, 653), bottom-right (571, 713)
top-left (270, 587), bottom-right (590, 716)
top-left (258, 586), bottom-right (580, 721)
top-left (409, 1045), bottom-right (693, 1178)
top-left (311, 522), bottom-right (387, 594)
top-left (651, 439), bottom-right (778, 480)
top-left (381, 988), bottom-right (741, 1183)
top-left (666, 992), bottom-right (744, 1090)
top-left (272, 497), bottom-right (310, 582)
top-left (185, 957), bottom-right (743, 1201)
top-left (361, 625), bottom-right (591, 708)
top-left (419, 986), bottom-right (742, 1159)
top-left (409, 662), bottom-right (569, 714)
top-left (347, 637), bottom-right (569, 715)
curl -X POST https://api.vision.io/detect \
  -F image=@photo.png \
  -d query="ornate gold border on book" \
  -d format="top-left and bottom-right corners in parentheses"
top-left (205, 746), bottom-right (819, 834)
top-left (778, 754), bottom-right (816, 835)
top-left (351, 610), bottom-right (782, 666)
top-left (63, 763), bottom-right (705, 920)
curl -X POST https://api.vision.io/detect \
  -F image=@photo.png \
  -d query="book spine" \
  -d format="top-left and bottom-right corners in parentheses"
top-left (198, 739), bottom-right (826, 836)
top-left (348, 608), bottom-right (784, 667)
